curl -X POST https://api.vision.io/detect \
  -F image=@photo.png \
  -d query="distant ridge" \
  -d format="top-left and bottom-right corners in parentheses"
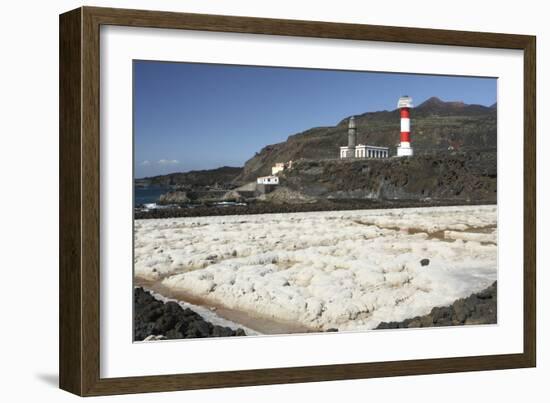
top-left (413, 96), bottom-right (495, 116)
top-left (234, 97), bottom-right (497, 183)
top-left (137, 166), bottom-right (242, 186)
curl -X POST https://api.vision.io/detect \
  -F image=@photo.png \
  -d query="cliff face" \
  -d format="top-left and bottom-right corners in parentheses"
top-left (279, 151), bottom-right (497, 203)
top-left (136, 166), bottom-right (242, 188)
top-left (234, 97), bottom-right (496, 183)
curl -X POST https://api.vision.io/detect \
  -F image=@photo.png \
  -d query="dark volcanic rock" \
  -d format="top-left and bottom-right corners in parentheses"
top-left (135, 198), bottom-right (492, 220)
top-left (153, 314), bottom-right (177, 334)
top-left (280, 152), bottom-right (496, 203)
top-left (134, 287), bottom-right (247, 341)
top-left (135, 152), bottom-right (496, 220)
top-left (375, 281), bottom-right (497, 330)
top-left (212, 325), bottom-right (236, 337)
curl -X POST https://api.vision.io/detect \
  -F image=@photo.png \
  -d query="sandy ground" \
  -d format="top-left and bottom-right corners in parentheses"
top-left (134, 205), bottom-right (497, 333)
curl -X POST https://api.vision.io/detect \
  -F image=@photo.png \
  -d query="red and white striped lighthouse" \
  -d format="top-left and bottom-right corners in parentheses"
top-left (397, 95), bottom-right (414, 157)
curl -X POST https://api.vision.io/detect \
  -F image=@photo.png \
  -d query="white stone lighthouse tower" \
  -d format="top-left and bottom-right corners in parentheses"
top-left (396, 95), bottom-right (414, 157)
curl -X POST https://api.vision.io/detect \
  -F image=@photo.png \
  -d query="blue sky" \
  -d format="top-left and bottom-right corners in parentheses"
top-left (134, 61), bottom-right (496, 178)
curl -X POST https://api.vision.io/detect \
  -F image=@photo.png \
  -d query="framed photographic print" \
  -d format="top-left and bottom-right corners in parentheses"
top-left (59, 6), bottom-right (536, 396)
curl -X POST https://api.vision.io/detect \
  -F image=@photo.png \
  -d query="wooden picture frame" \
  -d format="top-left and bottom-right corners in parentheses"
top-left (59, 6), bottom-right (536, 396)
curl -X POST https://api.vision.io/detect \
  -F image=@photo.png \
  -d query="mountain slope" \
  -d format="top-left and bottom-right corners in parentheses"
top-left (235, 97), bottom-right (496, 183)
top-left (136, 166), bottom-right (242, 188)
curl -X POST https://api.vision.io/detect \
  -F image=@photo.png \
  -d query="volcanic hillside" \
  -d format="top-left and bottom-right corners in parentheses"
top-left (234, 97), bottom-right (496, 183)
top-left (136, 166), bottom-right (242, 188)
top-left (278, 152), bottom-right (497, 203)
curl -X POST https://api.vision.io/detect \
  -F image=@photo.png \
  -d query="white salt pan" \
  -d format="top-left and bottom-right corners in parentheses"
top-left (135, 205), bottom-right (497, 332)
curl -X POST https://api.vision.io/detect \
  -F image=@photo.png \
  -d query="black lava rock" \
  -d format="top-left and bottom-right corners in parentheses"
top-left (212, 326), bottom-right (235, 337)
top-left (153, 314), bottom-right (177, 334)
top-left (133, 287), bottom-right (247, 341)
top-left (375, 281), bottom-right (497, 330)
top-left (136, 199), bottom-right (495, 220)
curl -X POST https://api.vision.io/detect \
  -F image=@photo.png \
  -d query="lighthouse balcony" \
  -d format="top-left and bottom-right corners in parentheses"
top-left (397, 145), bottom-right (414, 157)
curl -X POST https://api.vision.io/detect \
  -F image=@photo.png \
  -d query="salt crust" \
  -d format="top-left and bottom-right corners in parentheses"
top-left (135, 206), bottom-right (497, 331)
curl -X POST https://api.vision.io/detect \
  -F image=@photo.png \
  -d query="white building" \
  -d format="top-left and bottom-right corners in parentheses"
top-left (271, 161), bottom-right (293, 175)
top-left (257, 176), bottom-right (280, 185)
top-left (340, 144), bottom-right (389, 159)
top-left (271, 163), bottom-right (285, 175)
top-left (339, 146), bottom-right (354, 159)
top-left (340, 116), bottom-right (389, 159)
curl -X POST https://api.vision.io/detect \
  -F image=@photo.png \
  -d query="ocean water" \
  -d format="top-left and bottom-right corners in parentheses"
top-left (134, 186), bottom-right (170, 207)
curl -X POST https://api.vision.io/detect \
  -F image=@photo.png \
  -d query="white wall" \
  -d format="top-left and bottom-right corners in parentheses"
top-left (0, 0), bottom-right (546, 401)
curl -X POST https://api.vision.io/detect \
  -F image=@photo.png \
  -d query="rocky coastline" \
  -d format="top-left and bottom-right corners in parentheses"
top-left (135, 198), bottom-right (494, 219)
